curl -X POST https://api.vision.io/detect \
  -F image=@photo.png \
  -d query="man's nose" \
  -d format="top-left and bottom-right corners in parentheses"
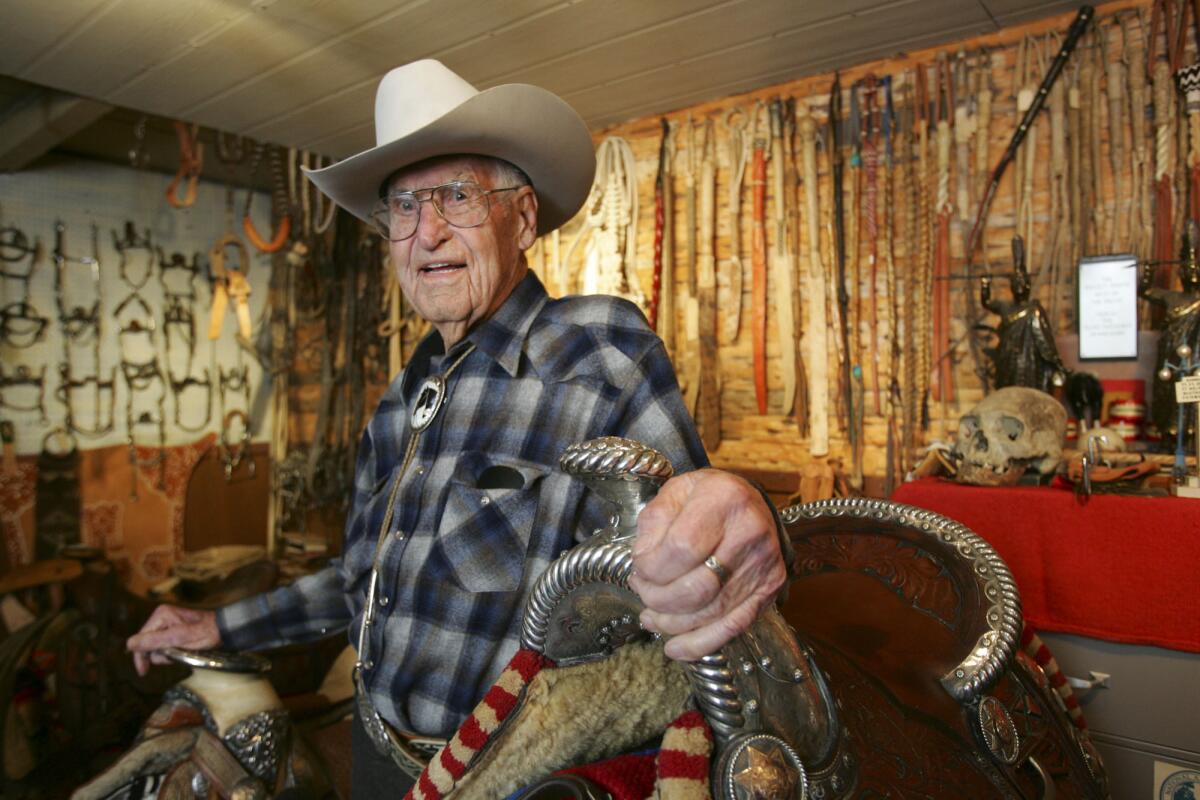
top-left (414, 199), bottom-right (451, 249)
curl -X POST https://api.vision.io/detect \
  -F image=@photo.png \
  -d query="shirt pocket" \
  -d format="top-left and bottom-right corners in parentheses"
top-left (431, 456), bottom-right (549, 594)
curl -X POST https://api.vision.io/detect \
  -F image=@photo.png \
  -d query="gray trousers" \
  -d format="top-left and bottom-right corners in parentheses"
top-left (351, 706), bottom-right (417, 799)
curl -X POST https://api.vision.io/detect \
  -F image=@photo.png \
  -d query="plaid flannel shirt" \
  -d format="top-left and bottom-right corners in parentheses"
top-left (217, 272), bottom-right (707, 737)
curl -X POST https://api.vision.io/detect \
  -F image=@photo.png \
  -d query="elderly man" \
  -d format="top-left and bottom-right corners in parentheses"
top-left (127, 60), bottom-right (787, 794)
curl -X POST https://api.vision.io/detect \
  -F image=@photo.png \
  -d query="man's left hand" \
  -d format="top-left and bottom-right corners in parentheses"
top-left (629, 468), bottom-right (786, 661)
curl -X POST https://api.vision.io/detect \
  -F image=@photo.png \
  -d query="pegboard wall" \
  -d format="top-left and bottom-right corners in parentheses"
top-left (0, 154), bottom-right (274, 456)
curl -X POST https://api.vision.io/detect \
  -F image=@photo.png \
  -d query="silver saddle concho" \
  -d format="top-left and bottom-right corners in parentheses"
top-left (70, 648), bottom-right (328, 800)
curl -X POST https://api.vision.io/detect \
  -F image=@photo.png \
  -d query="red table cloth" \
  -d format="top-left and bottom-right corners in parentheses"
top-left (890, 478), bottom-right (1200, 653)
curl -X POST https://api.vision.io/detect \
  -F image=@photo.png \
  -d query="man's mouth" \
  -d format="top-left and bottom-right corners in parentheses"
top-left (420, 262), bottom-right (465, 274)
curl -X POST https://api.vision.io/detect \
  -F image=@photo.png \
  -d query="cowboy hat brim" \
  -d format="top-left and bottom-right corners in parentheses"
top-left (304, 82), bottom-right (595, 237)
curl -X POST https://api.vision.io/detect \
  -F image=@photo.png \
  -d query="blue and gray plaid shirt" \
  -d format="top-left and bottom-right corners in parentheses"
top-left (217, 271), bottom-right (707, 737)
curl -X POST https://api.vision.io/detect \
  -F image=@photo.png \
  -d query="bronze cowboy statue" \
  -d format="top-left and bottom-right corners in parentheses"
top-left (980, 236), bottom-right (1068, 394)
top-left (1142, 220), bottom-right (1200, 444)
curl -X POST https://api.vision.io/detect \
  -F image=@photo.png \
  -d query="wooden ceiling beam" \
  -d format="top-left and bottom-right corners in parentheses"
top-left (0, 87), bottom-right (112, 171)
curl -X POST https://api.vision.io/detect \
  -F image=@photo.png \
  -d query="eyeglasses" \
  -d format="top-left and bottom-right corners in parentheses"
top-left (369, 180), bottom-right (524, 241)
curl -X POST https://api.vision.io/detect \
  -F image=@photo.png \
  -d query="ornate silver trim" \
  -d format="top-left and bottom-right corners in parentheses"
top-left (686, 652), bottom-right (745, 744)
top-left (558, 436), bottom-right (674, 481)
top-left (721, 733), bottom-right (807, 800)
top-left (162, 647), bottom-right (271, 674)
top-left (162, 685), bottom-right (217, 733)
top-left (521, 539), bottom-right (634, 654)
top-left (975, 696), bottom-right (1020, 765)
top-left (781, 497), bottom-right (1022, 703)
top-left (223, 709), bottom-right (290, 783)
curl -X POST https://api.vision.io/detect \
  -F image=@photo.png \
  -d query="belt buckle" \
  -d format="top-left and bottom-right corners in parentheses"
top-left (354, 673), bottom-right (439, 779)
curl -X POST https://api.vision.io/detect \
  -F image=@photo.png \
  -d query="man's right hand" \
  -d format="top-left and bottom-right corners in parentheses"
top-left (126, 605), bottom-right (220, 676)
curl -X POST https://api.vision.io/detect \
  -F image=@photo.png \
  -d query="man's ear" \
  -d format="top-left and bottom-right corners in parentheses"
top-left (514, 187), bottom-right (539, 251)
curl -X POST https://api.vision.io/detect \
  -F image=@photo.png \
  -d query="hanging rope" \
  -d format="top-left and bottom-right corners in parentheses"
top-left (915, 65), bottom-right (934, 430)
top-left (568, 136), bottom-right (643, 306)
top-left (933, 56), bottom-right (956, 411)
top-left (166, 122), bottom-right (203, 209)
top-left (1127, 13), bottom-right (1154, 265)
top-left (243, 144), bottom-right (292, 253)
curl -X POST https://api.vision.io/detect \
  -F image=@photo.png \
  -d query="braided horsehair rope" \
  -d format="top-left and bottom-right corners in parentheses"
top-left (1126, 13), bottom-right (1154, 265)
top-left (916, 65), bottom-right (934, 430)
top-left (570, 136), bottom-right (643, 307)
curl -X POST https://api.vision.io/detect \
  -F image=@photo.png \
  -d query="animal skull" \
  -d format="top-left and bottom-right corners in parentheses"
top-left (954, 387), bottom-right (1067, 486)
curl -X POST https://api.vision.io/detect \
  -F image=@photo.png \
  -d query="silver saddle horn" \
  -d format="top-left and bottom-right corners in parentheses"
top-left (521, 436), bottom-right (837, 800)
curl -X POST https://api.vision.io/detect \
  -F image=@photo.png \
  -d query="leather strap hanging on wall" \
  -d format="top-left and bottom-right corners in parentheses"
top-left (1105, 29), bottom-right (1129, 253)
top-left (678, 116), bottom-right (702, 416)
top-left (799, 107), bottom-right (830, 459)
top-left (933, 54), bottom-right (956, 410)
top-left (860, 76), bottom-right (883, 417)
top-left (721, 108), bottom-right (752, 345)
top-left (900, 78), bottom-right (921, 460)
top-left (696, 119), bottom-right (721, 450)
top-left (1153, 56), bottom-right (1178, 297)
top-left (1049, 34), bottom-right (1074, 327)
top-left (974, 52), bottom-right (995, 272)
top-left (650, 119), bottom-right (669, 332)
top-left (1127, 13), bottom-right (1154, 264)
top-left (750, 104), bottom-right (769, 416)
top-left (881, 76), bottom-right (905, 491)
top-left (769, 99), bottom-right (800, 419)
top-left (846, 83), bottom-right (863, 382)
top-left (1014, 36), bottom-right (1041, 261)
top-left (783, 98), bottom-right (809, 434)
top-left (656, 120), bottom-right (677, 360)
top-left (830, 73), bottom-right (856, 446)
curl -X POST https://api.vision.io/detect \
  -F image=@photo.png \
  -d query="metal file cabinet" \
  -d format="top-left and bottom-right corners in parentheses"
top-left (1039, 633), bottom-right (1200, 799)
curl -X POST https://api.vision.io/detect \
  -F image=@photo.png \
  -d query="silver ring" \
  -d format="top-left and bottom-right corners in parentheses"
top-left (703, 554), bottom-right (729, 585)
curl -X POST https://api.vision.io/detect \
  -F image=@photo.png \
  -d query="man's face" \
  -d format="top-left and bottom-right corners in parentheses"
top-left (387, 156), bottom-right (538, 348)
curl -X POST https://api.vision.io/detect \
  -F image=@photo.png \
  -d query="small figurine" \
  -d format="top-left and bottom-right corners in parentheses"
top-left (981, 236), bottom-right (1067, 393)
top-left (1142, 221), bottom-right (1200, 444)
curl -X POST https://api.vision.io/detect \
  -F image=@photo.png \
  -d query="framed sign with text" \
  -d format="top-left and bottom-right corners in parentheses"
top-left (1077, 254), bottom-right (1139, 360)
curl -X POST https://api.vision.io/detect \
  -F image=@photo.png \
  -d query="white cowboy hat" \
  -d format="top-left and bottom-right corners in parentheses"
top-left (304, 59), bottom-right (595, 236)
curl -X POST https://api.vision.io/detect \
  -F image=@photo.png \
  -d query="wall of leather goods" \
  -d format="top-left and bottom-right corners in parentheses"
top-left (532, 0), bottom-right (1164, 494)
top-left (0, 154), bottom-right (274, 590)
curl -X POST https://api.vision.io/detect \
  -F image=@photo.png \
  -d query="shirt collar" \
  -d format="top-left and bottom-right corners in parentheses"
top-left (402, 270), bottom-right (547, 397)
top-left (465, 270), bottom-right (548, 377)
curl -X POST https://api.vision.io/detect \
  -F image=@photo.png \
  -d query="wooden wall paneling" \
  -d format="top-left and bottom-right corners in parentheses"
top-left (567, 0), bottom-right (1155, 488)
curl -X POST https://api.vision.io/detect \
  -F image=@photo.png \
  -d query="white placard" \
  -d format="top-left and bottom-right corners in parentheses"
top-left (1078, 254), bottom-right (1139, 360)
top-left (1177, 375), bottom-right (1200, 403)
